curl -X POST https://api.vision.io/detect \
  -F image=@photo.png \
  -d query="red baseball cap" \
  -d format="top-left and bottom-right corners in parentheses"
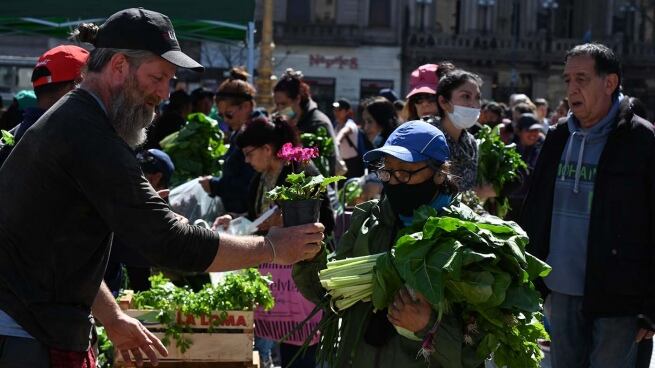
top-left (406, 64), bottom-right (438, 99)
top-left (31, 45), bottom-right (89, 88)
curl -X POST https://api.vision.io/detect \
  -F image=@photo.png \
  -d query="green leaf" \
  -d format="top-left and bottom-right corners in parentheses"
top-left (500, 285), bottom-right (542, 312)
top-left (446, 271), bottom-right (494, 305)
top-left (1, 130), bottom-right (15, 146)
top-left (461, 248), bottom-right (497, 266)
top-left (526, 253), bottom-right (552, 280)
top-left (371, 252), bottom-right (404, 311)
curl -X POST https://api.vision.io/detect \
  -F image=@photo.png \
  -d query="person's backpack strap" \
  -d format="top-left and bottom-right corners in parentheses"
top-left (344, 131), bottom-right (357, 150)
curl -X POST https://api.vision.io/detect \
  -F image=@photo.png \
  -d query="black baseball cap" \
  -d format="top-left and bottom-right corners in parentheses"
top-left (517, 113), bottom-right (543, 131)
top-left (332, 98), bottom-right (351, 110)
top-left (94, 8), bottom-right (204, 72)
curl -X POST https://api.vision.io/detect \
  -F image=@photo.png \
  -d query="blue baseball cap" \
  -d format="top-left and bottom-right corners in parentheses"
top-left (363, 120), bottom-right (450, 163)
top-left (137, 149), bottom-right (175, 184)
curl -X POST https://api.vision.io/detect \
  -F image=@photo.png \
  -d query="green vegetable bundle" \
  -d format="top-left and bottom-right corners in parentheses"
top-left (475, 125), bottom-right (526, 218)
top-left (300, 127), bottom-right (334, 177)
top-left (318, 203), bottom-right (551, 368)
top-left (337, 179), bottom-right (364, 209)
top-left (130, 270), bottom-right (274, 352)
top-left (160, 113), bottom-right (228, 187)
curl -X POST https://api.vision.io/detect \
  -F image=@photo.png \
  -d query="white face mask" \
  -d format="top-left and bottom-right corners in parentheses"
top-left (279, 106), bottom-right (297, 120)
top-left (447, 105), bottom-right (480, 129)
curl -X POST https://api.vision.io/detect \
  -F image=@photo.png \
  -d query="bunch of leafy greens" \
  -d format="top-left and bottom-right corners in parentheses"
top-left (475, 125), bottom-right (526, 218)
top-left (266, 172), bottom-right (344, 201)
top-left (160, 113), bottom-right (228, 187)
top-left (130, 270), bottom-right (274, 352)
top-left (315, 202), bottom-right (550, 368)
top-left (300, 127), bottom-right (334, 177)
top-left (338, 179), bottom-right (363, 209)
top-left (95, 326), bottom-right (114, 368)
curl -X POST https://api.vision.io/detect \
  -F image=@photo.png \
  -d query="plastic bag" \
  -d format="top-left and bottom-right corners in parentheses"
top-left (169, 178), bottom-right (224, 224)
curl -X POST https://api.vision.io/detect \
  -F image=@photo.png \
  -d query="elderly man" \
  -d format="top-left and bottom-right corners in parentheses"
top-left (0, 8), bottom-right (323, 368)
top-left (521, 43), bottom-right (655, 367)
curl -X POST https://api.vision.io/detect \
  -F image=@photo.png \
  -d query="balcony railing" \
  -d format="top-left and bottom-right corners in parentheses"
top-left (268, 22), bottom-right (399, 46)
top-left (405, 30), bottom-right (650, 64)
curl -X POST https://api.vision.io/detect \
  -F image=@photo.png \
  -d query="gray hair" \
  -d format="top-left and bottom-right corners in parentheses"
top-left (86, 48), bottom-right (157, 73)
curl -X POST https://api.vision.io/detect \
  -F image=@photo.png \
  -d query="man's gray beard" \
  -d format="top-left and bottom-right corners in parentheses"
top-left (109, 79), bottom-right (155, 149)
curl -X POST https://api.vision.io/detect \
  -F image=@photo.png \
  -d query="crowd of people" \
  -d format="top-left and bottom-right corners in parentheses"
top-left (0, 6), bottom-right (654, 368)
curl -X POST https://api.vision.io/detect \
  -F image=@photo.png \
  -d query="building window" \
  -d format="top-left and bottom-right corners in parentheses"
top-left (369, 0), bottom-right (392, 28)
top-left (303, 76), bottom-right (336, 119)
top-left (287, 0), bottom-right (311, 24)
top-left (314, 0), bottom-right (336, 24)
top-left (360, 79), bottom-right (394, 101)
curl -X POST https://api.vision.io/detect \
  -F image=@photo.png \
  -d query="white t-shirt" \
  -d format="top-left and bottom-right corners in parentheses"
top-left (336, 119), bottom-right (359, 160)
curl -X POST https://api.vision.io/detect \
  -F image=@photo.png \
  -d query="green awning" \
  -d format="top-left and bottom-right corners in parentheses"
top-left (0, 1), bottom-right (255, 42)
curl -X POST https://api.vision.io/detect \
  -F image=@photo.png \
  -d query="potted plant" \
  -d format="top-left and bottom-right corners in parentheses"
top-left (266, 143), bottom-right (345, 226)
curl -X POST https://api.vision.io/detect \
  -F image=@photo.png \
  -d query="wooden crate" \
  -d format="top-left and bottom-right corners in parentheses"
top-left (114, 352), bottom-right (260, 368)
top-left (114, 309), bottom-right (255, 365)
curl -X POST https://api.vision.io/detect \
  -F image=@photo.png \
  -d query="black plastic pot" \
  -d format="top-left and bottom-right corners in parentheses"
top-left (279, 199), bottom-right (321, 227)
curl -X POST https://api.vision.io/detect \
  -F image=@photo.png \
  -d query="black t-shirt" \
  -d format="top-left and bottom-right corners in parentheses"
top-left (0, 89), bottom-right (220, 351)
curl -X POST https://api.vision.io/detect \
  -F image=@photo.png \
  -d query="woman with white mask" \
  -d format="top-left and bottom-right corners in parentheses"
top-left (428, 68), bottom-right (482, 191)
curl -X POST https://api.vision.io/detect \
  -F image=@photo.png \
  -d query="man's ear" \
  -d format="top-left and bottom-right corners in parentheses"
top-left (108, 52), bottom-right (131, 85)
top-left (605, 73), bottom-right (619, 97)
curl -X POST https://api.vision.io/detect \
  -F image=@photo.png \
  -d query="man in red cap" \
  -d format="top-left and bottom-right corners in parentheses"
top-left (0, 45), bottom-right (89, 167)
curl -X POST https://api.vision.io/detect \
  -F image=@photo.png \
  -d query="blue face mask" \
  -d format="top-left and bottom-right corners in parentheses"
top-left (279, 106), bottom-right (296, 120)
top-left (397, 192), bottom-right (453, 227)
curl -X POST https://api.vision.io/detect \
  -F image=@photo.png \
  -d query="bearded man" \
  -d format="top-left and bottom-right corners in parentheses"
top-left (0, 8), bottom-right (323, 368)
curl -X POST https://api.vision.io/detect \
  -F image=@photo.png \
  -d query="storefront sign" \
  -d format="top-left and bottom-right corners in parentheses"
top-left (309, 54), bottom-right (358, 69)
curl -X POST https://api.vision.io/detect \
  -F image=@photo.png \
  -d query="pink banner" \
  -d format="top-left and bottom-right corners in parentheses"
top-left (255, 263), bottom-right (322, 345)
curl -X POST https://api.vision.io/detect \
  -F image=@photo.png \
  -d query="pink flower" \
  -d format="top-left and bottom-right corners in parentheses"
top-left (277, 143), bottom-right (296, 161)
top-left (277, 143), bottom-right (319, 163)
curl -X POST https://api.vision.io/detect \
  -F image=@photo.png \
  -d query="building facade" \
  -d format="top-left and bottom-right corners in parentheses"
top-left (255, 0), bottom-right (406, 115)
top-left (403, 0), bottom-right (655, 113)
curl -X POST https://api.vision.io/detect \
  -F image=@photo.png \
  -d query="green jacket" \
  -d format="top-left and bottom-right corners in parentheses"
top-left (293, 199), bottom-right (484, 368)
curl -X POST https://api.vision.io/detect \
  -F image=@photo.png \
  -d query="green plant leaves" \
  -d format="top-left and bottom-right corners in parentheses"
top-left (266, 172), bottom-right (345, 201)
top-left (369, 202), bottom-right (549, 367)
top-left (1, 130), bottom-right (14, 146)
top-left (161, 113), bottom-right (227, 187)
top-left (475, 125), bottom-right (528, 218)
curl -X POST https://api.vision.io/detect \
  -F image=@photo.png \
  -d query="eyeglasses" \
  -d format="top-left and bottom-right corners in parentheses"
top-left (243, 146), bottom-right (262, 158)
top-left (375, 166), bottom-right (430, 183)
top-left (412, 94), bottom-right (437, 105)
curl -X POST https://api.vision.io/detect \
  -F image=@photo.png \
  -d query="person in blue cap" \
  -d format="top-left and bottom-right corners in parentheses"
top-left (137, 149), bottom-right (175, 195)
top-left (293, 121), bottom-right (484, 368)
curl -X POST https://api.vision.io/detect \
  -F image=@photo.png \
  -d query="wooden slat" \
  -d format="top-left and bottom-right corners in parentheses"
top-left (114, 332), bottom-right (254, 363)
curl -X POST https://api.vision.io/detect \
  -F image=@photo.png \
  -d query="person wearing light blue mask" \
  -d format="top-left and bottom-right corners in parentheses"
top-left (293, 121), bottom-right (483, 368)
top-left (273, 68), bottom-right (342, 176)
top-left (430, 68), bottom-right (482, 192)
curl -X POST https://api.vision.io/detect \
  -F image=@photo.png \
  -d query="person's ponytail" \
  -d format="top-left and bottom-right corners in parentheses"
top-left (70, 23), bottom-right (99, 44)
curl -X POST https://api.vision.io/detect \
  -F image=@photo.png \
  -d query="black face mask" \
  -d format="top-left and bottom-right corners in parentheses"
top-left (383, 178), bottom-right (439, 217)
